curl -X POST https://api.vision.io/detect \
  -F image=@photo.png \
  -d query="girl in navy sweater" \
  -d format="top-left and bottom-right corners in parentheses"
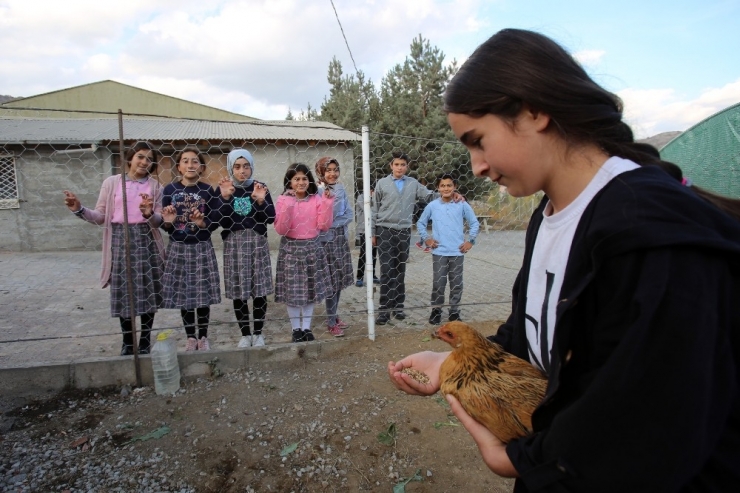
top-left (213, 149), bottom-right (275, 348)
top-left (161, 147), bottom-right (221, 351)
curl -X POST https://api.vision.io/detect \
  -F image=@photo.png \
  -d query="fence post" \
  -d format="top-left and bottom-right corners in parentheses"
top-left (362, 125), bottom-right (375, 341)
top-left (118, 110), bottom-right (142, 387)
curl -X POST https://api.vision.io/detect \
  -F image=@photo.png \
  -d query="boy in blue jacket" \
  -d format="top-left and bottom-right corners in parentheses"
top-left (417, 174), bottom-right (479, 324)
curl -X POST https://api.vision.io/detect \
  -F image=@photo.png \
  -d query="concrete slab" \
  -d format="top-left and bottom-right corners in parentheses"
top-left (0, 339), bottom-right (353, 401)
top-left (72, 356), bottom-right (141, 389)
top-left (0, 362), bottom-right (71, 400)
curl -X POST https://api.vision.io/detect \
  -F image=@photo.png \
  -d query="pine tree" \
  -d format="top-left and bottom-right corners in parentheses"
top-left (320, 57), bottom-right (380, 132)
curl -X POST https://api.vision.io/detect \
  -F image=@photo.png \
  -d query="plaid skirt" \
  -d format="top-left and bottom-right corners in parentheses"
top-left (110, 223), bottom-right (163, 318)
top-left (274, 236), bottom-right (331, 305)
top-left (162, 240), bottom-right (222, 309)
top-left (321, 228), bottom-right (354, 295)
top-left (223, 228), bottom-right (273, 299)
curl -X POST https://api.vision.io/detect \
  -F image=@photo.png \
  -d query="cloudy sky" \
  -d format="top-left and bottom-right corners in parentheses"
top-left (1, 0), bottom-right (738, 137)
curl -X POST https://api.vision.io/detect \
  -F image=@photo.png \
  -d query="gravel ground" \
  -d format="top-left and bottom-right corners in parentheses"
top-left (1, 325), bottom-right (514, 493)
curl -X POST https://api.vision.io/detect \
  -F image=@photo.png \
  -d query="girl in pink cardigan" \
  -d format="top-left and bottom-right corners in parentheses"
top-left (274, 163), bottom-right (334, 343)
top-left (63, 142), bottom-right (165, 356)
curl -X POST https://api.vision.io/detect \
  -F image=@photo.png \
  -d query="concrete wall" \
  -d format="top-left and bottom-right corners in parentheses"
top-left (1, 142), bottom-right (357, 252)
top-left (0, 146), bottom-right (112, 252)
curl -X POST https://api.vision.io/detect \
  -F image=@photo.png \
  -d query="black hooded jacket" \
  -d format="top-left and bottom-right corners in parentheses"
top-left (492, 166), bottom-right (740, 492)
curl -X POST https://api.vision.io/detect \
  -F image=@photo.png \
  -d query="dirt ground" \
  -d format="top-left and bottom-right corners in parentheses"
top-left (1, 321), bottom-right (515, 492)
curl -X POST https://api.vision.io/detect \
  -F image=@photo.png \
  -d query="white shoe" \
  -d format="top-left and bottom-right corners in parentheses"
top-left (238, 335), bottom-right (252, 348)
top-left (252, 334), bottom-right (265, 347)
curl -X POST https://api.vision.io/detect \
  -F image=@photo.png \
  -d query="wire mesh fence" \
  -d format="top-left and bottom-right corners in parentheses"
top-left (0, 109), bottom-right (539, 369)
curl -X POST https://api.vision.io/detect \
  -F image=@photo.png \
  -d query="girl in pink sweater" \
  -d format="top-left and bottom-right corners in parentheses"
top-left (274, 163), bottom-right (334, 342)
top-left (63, 142), bottom-right (165, 356)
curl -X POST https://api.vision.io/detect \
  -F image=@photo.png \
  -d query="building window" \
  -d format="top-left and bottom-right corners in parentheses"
top-left (0, 155), bottom-right (20, 209)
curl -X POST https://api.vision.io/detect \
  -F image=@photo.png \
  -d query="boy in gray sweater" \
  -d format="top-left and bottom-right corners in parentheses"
top-left (371, 151), bottom-right (436, 324)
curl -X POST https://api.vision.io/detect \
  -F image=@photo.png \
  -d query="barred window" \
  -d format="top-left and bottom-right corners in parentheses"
top-left (0, 154), bottom-right (20, 209)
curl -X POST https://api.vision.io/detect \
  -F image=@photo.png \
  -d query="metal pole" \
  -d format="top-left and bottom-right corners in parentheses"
top-left (118, 110), bottom-right (142, 387)
top-left (361, 126), bottom-right (375, 341)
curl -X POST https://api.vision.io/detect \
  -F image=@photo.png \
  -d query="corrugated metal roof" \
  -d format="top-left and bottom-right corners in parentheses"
top-left (0, 118), bottom-right (360, 144)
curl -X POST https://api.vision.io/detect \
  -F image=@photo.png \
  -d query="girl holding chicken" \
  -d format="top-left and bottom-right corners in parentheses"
top-left (389, 29), bottom-right (740, 492)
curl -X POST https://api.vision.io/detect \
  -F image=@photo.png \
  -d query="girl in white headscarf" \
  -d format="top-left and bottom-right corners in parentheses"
top-left (213, 149), bottom-right (275, 347)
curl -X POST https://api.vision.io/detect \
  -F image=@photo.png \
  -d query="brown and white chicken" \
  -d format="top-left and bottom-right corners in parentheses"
top-left (435, 321), bottom-right (547, 443)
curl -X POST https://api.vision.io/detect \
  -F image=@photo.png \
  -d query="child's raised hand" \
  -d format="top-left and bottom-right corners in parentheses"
top-left (139, 193), bottom-right (154, 218)
top-left (162, 205), bottom-right (177, 224)
top-left (190, 208), bottom-right (206, 228)
top-left (452, 191), bottom-right (466, 203)
top-left (323, 187), bottom-right (334, 199)
top-left (251, 182), bottom-right (268, 204)
top-left (63, 190), bottom-right (81, 211)
top-left (283, 189), bottom-right (296, 197)
top-left (219, 178), bottom-right (235, 199)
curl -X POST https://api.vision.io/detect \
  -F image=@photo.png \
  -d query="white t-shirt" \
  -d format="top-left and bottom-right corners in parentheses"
top-left (525, 156), bottom-right (639, 372)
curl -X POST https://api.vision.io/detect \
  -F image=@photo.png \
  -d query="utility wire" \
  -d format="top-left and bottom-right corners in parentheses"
top-left (329, 0), bottom-right (360, 75)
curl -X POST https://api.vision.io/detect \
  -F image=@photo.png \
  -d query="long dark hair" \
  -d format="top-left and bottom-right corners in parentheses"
top-left (283, 163), bottom-right (318, 195)
top-left (125, 141), bottom-right (159, 175)
top-left (444, 28), bottom-right (740, 221)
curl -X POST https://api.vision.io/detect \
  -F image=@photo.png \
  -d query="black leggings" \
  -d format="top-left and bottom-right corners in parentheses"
top-left (233, 297), bottom-right (267, 336)
top-left (119, 313), bottom-right (155, 347)
top-left (181, 307), bottom-right (210, 339)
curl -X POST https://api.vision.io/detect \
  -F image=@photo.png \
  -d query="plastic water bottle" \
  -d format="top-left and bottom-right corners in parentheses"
top-left (151, 330), bottom-right (180, 395)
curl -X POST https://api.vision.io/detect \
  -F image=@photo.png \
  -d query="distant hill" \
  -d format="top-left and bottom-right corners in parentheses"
top-left (0, 95), bottom-right (17, 103)
top-left (638, 131), bottom-right (682, 150)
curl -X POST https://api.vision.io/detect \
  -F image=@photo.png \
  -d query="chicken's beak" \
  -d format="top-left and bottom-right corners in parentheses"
top-left (431, 327), bottom-right (441, 340)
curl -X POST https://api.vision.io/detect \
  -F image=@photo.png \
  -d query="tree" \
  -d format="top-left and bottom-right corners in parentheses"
top-left (315, 36), bottom-right (489, 200)
top-left (378, 34), bottom-right (456, 139)
top-left (369, 36), bottom-right (486, 196)
top-left (320, 57), bottom-right (380, 132)
top-left (286, 103), bottom-right (319, 122)
top-left (296, 103), bottom-right (320, 122)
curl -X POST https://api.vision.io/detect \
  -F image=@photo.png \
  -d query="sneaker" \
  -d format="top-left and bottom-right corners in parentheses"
top-left (303, 330), bottom-right (315, 342)
top-left (356, 279), bottom-right (364, 287)
top-left (327, 324), bottom-right (345, 337)
top-left (291, 330), bottom-right (305, 343)
top-left (336, 317), bottom-right (350, 329)
top-left (197, 336), bottom-right (210, 351)
top-left (373, 276), bottom-right (380, 284)
top-left (238, 335), bottom-right (252, 348)
top-left (375, 313), bottom-right (390, 325)
top-left (429, 308), bottom-right (442, 325)
top-left (138, 346), bottom-right (151, 355)
top-left (415, 240), bottom-right (431, 253)
top-left (185, 337), bottom-right (198, 351)
top-left (120, 344), bottom-right (134, 356)
top-left (393, 310), bottom-right (406, 320)
top-left (448, 312), bottom-right (462, 322)
top-left (252, 334), bottom-right (265, 347)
